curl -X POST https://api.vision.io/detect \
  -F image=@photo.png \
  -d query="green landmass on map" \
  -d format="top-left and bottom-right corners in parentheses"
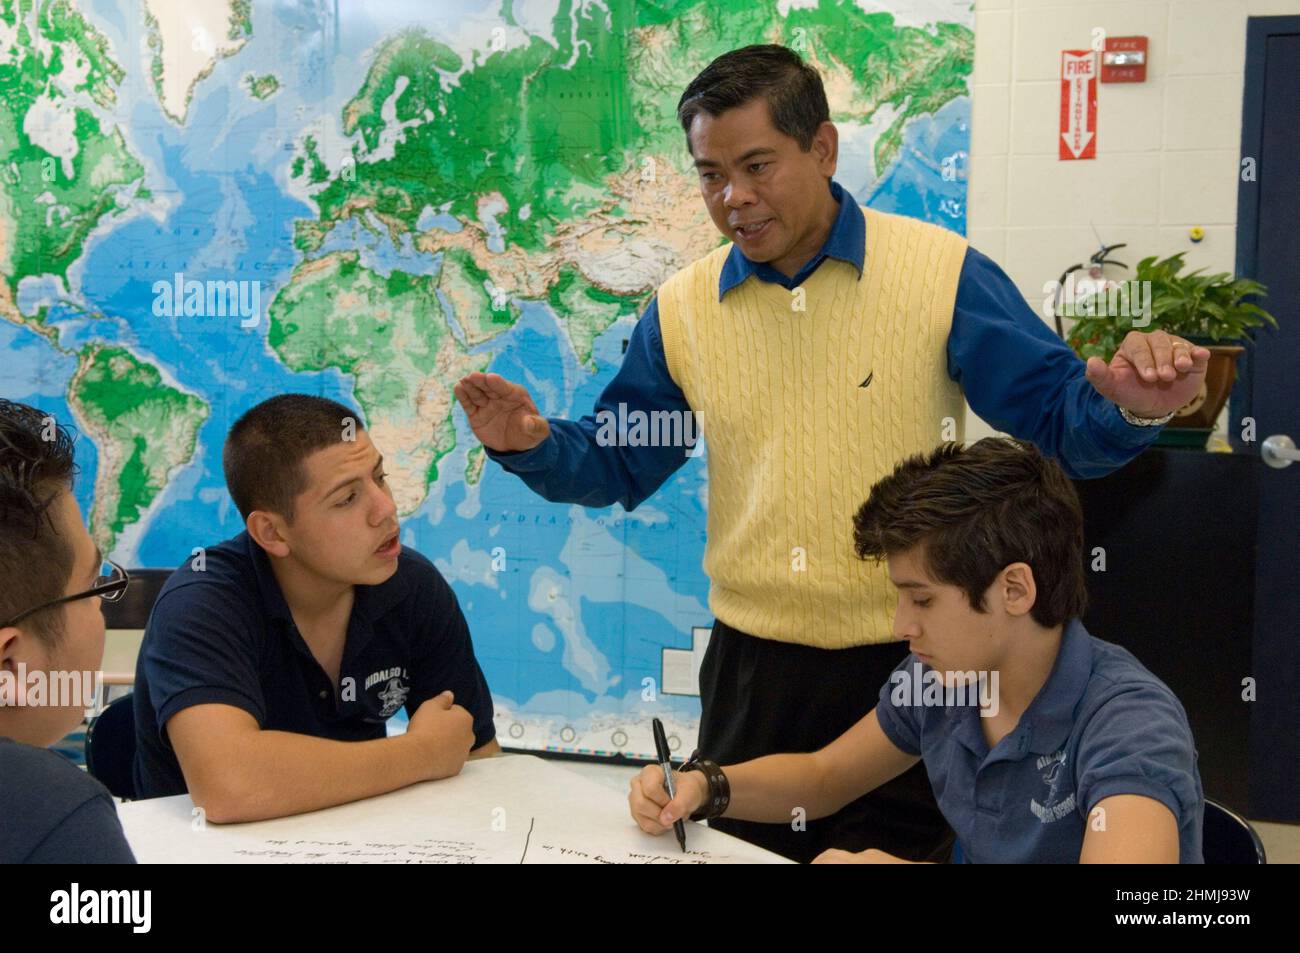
top-left (243, 72), bottom-right (280, 100)
top-left (0, 0), bottom-right (146, 282)
top-left (267, 252), bottom-right (487, 514)
top-left (69, 346), bottom-right (209, 549)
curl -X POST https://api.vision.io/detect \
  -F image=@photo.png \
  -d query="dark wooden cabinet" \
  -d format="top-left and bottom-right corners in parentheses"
top-left (1072, 447), bottom-right (1283, 818)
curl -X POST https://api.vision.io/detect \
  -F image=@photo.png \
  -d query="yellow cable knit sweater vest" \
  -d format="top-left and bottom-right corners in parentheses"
top-left (658, 206), bottom-right (967, 649)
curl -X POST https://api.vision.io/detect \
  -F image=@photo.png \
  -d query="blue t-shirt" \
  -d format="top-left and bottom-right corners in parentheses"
top-left (875, 618), bottom-right (1204, 863)
top-left (0, 737), bottom-right (136, 863)
top-left (133, 532), bottom-right (496, 799)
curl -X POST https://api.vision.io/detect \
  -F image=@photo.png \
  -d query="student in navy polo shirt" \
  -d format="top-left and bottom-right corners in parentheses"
top-left (133, 394), bottom-right (499, 821)
top-left (0, 400), bottom-right (136, 863)
top-left (630, 437), bottom-right (1204, 863)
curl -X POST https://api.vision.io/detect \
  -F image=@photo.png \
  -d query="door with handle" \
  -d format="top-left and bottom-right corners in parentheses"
top-left (1235, 16), bottom-right (1300, 822)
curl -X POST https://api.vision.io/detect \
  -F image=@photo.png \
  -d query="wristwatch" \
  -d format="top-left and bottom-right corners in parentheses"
top-left (1118, 405), bottom-right (1175, 427)
top-left (679, 749), bottom-right (731, 821)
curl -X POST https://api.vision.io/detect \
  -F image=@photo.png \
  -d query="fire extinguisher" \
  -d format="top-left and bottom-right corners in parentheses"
top-left (1052, 241), bottom-right (1129, 340)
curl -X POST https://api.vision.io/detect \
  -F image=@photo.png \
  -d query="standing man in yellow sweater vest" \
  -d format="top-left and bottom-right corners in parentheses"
top-left (454, 45), bottom-right (1208, 863)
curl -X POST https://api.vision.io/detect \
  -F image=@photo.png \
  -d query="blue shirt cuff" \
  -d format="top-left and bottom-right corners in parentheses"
top-left (155, 685), bottom-right (265, 745)
top-left (1082, 775), bottom-right (1186, 824)
top-left (484, 434), bottom-right (559, 472)
top-left (1095, 400), bottom-right (1167, 451)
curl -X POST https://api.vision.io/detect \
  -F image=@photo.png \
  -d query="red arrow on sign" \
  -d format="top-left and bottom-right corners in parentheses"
top-left (1060, 50), bottom-right (1098, 160)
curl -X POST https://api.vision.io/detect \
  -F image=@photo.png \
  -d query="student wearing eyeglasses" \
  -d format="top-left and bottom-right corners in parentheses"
top-left (0, 399), bottom-right (136, 863)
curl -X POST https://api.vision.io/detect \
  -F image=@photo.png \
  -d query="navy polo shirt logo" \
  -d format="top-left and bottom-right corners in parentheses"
top-left (1029, 749), bottom-right (1076, 824)
top-left (365, 667), bottom-right (410, 718)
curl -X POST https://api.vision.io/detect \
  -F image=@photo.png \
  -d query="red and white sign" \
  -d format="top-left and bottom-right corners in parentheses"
top-left (1060, 50), bottom-right (1097, 160)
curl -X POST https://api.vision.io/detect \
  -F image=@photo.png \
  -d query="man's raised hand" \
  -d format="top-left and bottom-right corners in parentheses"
top-left (454, 372), bottom-right (551, 452)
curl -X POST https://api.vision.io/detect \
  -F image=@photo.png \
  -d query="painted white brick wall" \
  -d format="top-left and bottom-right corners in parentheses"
top-left (963, 0), bottom-right (1300, 442)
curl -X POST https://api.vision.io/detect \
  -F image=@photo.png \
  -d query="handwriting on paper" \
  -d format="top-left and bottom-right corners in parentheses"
top-left (532, 843), bottom-right (717, 864)
top-left (234, 838), bottom-right (487, 864)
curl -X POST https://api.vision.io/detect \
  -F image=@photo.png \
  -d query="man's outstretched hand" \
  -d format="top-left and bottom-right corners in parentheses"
top-left (1084, 329), bottom-right (1212, 420)
top-left (454, 372), bottom-right (551, 453)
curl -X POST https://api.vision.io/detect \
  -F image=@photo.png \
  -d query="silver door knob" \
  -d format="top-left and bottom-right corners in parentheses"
top-left (1262, 435), bottom-right (1300, 469)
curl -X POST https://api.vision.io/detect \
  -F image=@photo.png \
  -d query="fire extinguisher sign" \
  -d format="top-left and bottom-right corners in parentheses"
top-left (1060, 50), bottom-right (1098, 160)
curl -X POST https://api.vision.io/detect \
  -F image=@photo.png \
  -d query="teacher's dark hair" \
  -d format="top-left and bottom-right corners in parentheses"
top-left (677, 44), bottom-right (830, 154)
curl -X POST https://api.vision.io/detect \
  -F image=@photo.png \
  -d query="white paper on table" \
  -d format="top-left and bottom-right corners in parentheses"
top-left (117, 754), bottom-right (791, 864)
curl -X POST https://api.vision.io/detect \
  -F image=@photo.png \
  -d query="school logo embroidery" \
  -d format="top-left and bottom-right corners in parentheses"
top-left (1029, 749), bottom-right (1077, 824)
top-left (365, 667), bottom-right (410, 717)
top-left (377, 678), bottom-right (409, 717)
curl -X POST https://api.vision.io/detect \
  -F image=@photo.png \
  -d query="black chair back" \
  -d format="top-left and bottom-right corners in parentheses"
top-left (1203, 798), bottom-right (1267, 864)
top-left (85, 693), bottom-right (137, 800)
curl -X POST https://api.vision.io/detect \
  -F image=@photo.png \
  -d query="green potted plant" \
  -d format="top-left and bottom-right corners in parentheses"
top-left (1065, 253), bottom-right (1278, 449)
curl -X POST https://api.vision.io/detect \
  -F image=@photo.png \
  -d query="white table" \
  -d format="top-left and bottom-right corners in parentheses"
top-left (117, 754), bottom-right (789, 864)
